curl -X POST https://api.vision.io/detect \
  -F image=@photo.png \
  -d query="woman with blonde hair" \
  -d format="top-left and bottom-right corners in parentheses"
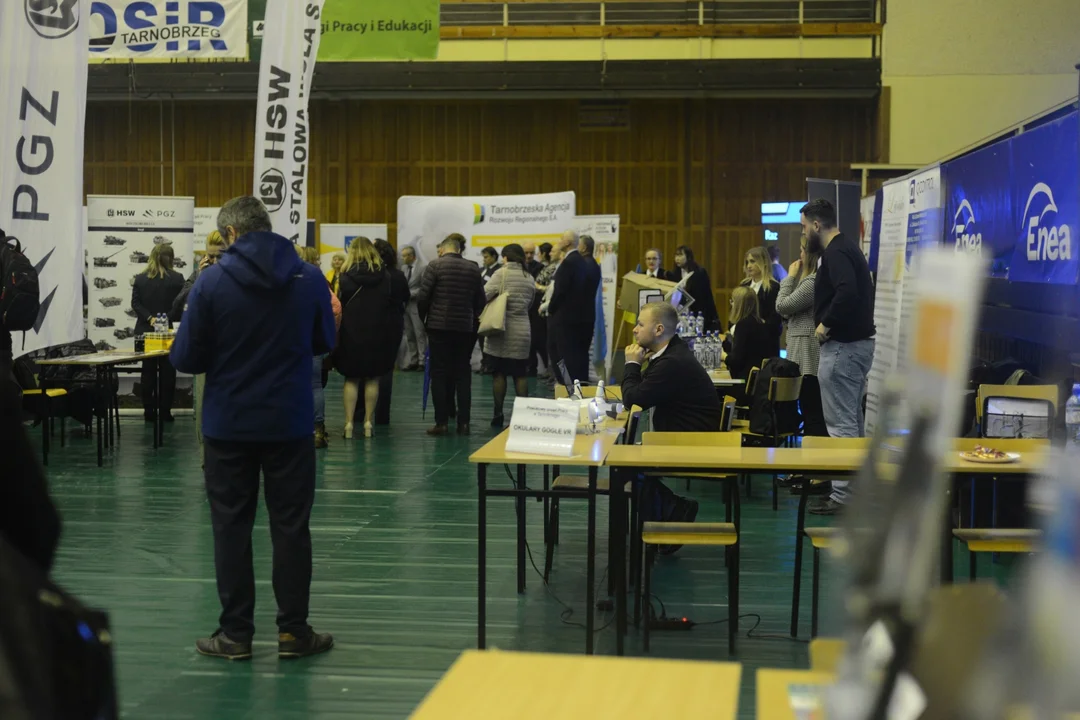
top-left (722, 285), bottom-right (775, 400)
top-left (776, 236), bottom-right (827, 435)
top-left (332, 237), bottom-right (409, 438)
top-left (132, 242), bottom-right (185, 421)
top-left (326, 252), bottom-right (346, 295)
top-left (740, 246), bottom-right (782, 338)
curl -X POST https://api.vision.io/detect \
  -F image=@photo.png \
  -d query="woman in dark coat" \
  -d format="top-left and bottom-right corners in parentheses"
top-left (740, 246), bottom-right (783, 340)
top-left (131, 243), bottom-right (184, 421)
top-left (667, 245), bottom-right (721, 332)
top-left (334, 237), bottom-right (408, 438)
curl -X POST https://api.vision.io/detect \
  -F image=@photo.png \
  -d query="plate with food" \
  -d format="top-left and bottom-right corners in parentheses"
top-left (959, 445), bottom-right (1021, 464)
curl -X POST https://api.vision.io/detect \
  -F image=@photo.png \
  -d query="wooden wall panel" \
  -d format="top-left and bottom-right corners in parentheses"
top-left (85, 97), bottom-right (877, 327)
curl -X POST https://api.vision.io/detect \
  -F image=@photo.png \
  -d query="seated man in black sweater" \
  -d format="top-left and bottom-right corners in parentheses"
top-left (622, 302), bottom-right (723, 538)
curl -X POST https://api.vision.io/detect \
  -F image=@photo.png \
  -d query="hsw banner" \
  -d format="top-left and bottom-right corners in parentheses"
top-left (0, 0), bottom-right (89, 357)
top-left (253, 0), bottom-right (324, 242)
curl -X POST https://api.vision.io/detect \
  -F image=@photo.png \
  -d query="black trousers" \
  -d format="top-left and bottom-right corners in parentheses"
top-left (528, 304), bottom-right (545, 373)
top-left (203, 436), bottom-right (316, 642)
top-left (556, 320), bottom-right (594, 385)
top-left (140, 358), bottom-right (177, 417)
top-left (800, 374), bottom-right (828, 437)
top-left (428, 329), bottom-right (475, 426)
top-left (546, 317), bottom-right (561, 381)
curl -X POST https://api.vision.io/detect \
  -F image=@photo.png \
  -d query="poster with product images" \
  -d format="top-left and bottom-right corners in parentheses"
top-left (86, 195), bottom-right (195, 353)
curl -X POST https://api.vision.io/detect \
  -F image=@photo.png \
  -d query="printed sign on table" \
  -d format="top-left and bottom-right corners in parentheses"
top-left (504, 398), bottom-right (580, 457)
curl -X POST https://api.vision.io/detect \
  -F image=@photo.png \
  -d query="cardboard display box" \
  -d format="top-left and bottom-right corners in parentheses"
top-left (618, 272), bottom-right (678, 318)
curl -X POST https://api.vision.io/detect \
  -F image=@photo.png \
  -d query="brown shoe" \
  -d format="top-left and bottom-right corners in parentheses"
top-left (278, 630), bottom-right (333, 659)
top-left (427, 425), bottom-right (449, 436)
top-left (314, 423), bottom-right (329, 449)
top-left (457, 423), bottom-right (471, 436)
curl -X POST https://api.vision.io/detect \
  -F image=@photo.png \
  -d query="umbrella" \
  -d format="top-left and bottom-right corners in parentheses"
top-left (421, 346), bottom-right (431, 419)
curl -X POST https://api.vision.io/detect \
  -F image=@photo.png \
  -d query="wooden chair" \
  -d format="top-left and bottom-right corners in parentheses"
top-left (803, 527), bottom-right (841, 637)
top-left (641, 521), bottom-right (739, 655)
top-left (543, 408), bottom-right (642, 583)
top-left (636, 431), bottom-right (744, 654)
top-left (789, 435), bottom-right (869, 638)
top-left (730, 367), bottom-right (759, 430)
top-left (719, 395), bottom-right (736, 433)
top-left (952, 528), bottom-right (1041, 581)
top-left (22, 388), bottom-right (69, 466)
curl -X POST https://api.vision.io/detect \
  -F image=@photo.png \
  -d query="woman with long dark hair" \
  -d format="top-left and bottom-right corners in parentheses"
top-left (667, 245), bottom-right (720, 332)
top-left (132, 243), bottom-right (184, 421)
top-left (483, 244), bottom-right (535, 426)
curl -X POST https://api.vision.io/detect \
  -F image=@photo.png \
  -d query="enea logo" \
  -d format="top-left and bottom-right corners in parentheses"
top-left (90, 0), bottom-right (231, 55)
top-left (259, 169), bottom-right (286, 212)
top-left (25, 0), bottom-right (80, 39)
top-left (1022, 182), bottom-right (1072, 262)
top-left (473, 204), bottom-right (486, 224)
top-left (952, 199), bottom-right (982, 253)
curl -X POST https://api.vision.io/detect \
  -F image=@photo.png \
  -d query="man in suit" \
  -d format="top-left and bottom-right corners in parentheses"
top-left (635, 248), bottom-right (665, 278)
top-left (548, 231), bottom-right (602, 383)
top-left (417, 234), bottom-right (486, 436)
top-left (522, 242), bottom-right (544, 375)
top-left (522, 242), bottom-right (544, 278)
top-left (400, 246), bottom-right (426, 371)
top-left (623, 302), bottom-right (722, 541)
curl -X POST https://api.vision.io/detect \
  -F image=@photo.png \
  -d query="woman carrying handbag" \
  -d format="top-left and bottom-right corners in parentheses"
top-left (480, 244), bottom-right (535, 427)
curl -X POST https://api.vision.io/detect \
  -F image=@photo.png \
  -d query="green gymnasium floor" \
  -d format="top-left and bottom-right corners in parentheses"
top-left (34, 371), bottom-right (991, 719)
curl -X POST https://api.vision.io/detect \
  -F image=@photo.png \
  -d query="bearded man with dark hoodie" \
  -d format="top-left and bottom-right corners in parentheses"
top-left (170, 196), bottom-right (336, 661)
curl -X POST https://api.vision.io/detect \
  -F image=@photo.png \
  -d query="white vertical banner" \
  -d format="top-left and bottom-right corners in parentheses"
top-left (573, 215), bottom-right (620, 381)
top-left (1, 0), bottom-right (89, 357)
top-left (252, 0), bottom-right (324, 243)
top-left (865, 167), bottom-right (943, 435)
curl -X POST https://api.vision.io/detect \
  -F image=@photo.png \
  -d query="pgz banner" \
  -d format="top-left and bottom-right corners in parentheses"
top-left (253, 0), bottom-right (324, 242)
top-left (89, 0), bottom-right (248, 59)
top-left (1, 0), bottom-right (89, 357)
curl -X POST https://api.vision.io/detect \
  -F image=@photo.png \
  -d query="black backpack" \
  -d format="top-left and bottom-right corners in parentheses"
top-left (748, 357), bottom-right (802, 437)
top-left (0, 236), bottom-right (41, 332)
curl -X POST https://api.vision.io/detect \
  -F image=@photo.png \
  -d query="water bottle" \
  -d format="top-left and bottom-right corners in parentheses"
top-left (1067, 384), bottom-right (1080, 448)
top-left (695, 312), bottom-right (704, 337)
top-left (595, 381), bottom-right (605, 401)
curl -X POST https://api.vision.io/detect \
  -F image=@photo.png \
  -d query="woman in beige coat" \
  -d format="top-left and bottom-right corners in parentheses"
top-left (484, 244), bottom-right (536, 427)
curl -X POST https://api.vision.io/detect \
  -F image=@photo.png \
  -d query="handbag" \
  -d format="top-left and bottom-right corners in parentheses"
top-left (478, 268), bottom-right (508, 337)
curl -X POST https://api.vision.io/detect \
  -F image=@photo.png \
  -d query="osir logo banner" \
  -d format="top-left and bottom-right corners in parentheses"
top-left (89, 0), bottom-right (247, 59)
top-left (317, 0), bottom-right (438, 61)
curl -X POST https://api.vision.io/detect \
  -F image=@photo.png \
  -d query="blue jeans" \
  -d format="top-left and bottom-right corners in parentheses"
top-left (817, 338), bottom-right (875, 503)
top-left (312, 355), bottom-right (325, 425)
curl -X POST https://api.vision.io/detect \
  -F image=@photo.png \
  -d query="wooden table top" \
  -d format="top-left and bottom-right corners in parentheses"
top-left (756, 668), bottom-right (836, 720)
top-left (809, 638), bottom-right (847, 673)
top-left (37, 349), bottom-right (171, 366)
top-left (606, 444), bottom-right (1048, 476)
top-left (409, 650), bottom-right (741, 720)
top-left (469, 422), bottom-right (625, 466)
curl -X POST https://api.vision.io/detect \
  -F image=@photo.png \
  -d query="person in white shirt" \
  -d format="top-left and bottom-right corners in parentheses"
top-left (400, 246), bottom-right (426, 371)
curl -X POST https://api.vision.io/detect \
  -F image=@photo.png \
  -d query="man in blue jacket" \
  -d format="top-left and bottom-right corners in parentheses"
top-left (171, 196), bottom-right (336, 661)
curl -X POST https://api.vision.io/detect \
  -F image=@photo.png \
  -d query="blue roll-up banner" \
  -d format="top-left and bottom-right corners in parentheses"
top-left (1007, 112), bottom-right (1079, 285)
top-left (943, 140), bottom-right (1015, 278)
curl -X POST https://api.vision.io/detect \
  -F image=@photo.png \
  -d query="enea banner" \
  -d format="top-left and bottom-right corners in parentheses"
top-left (317, 0), bottom-right (438, 60)
top-left (1, 0), bottom-right (89, 358)
top-left (942, 140), bottom-right (1013, 277)
top-left (253, 0), bottom-right (324, 243)
top-left (1007, 112), bottom-right (1079, 285)
top-left (397, 192), bottom-right (577, 265)
top-left (89, 0), bottom-right (248, 59)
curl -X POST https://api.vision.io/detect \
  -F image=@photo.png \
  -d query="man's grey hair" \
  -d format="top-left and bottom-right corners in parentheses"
top-left (560, 230), bottom-right (578, 249)
top-left (579, 234), bottom-right (595, 255)
top-left (217, 196), bottom-right (272, 239)
top-left (641, 302), bottom-right (678, 337)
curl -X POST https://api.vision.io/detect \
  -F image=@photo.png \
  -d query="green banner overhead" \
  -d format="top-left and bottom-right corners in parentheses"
top-left (317, 0), bottom-right (440, 61)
